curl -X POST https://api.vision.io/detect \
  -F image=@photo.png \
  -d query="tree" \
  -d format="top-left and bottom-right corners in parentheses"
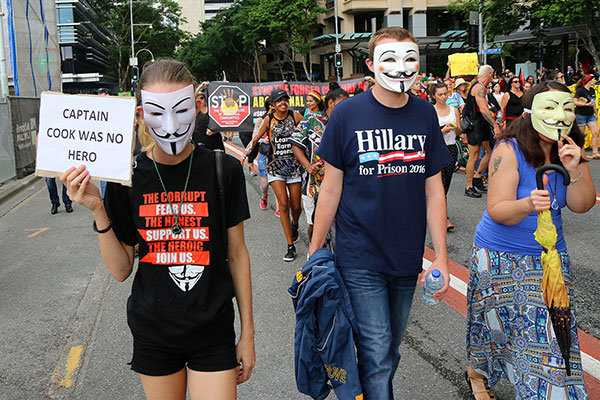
top-left (529, 0), bottom-right (600, 69)
top-left (177, 0), bottom-right (326, 83)
top-left (246, 0), bottom-right (325, 81)
top-left (449, 0), bottom-right (600, 69)
top-left (92, 0), bottom-right (188, 90)
top-left (178, 0), bottom-right (258, 82)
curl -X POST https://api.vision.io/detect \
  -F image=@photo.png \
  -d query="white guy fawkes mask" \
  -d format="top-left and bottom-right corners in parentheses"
top-left (373, 42), bottom-right (420, 93)
top-left (168, 264), bottom-right (205, 292)
top-left (531, 91), bottom-right (576, 141)
top-left (141, 84), bottom-right (196, 155)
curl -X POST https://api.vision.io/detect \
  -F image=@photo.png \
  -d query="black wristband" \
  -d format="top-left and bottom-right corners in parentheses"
top-left (93, 219), bottom-right (112, 234)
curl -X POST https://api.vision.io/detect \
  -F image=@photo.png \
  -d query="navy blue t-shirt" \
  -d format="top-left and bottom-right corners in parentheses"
top-left (317, 90), bottom-right (452, 276)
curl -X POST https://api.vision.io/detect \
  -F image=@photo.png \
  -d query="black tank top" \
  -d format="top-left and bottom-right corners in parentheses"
top-left (505, 91), bottom-right (523, 119)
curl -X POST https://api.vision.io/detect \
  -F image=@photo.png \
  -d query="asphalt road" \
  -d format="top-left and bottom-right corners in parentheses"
top-left (0, 138), bottom-right (598, 399)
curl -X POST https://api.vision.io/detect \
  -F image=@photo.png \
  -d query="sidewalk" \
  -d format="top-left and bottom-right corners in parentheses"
top-left (0, 173), bottom-right (41, 205)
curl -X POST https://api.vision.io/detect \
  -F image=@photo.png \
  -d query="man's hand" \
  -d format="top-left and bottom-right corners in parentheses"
top-left (418, 258), bottom-right (450, 301)
top-left (493, 124), bottom-right (502, 138)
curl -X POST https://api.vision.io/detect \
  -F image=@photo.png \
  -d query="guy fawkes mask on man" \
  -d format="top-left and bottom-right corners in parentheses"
top-left (373, 42), bottom-right (420, 93)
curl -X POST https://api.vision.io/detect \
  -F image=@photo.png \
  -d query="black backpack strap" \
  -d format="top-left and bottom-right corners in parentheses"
top-left (214, 149), bottom-right (228, 260)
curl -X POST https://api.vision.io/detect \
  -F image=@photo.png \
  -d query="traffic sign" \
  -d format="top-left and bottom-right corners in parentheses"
top-left (484, 48), bottom-right (502, 55)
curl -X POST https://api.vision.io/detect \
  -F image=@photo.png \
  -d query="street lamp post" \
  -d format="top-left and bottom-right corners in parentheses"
top-left (135, 48), bottom-right (155, 63)
top-left (130, 0), bottom-right (135, 59)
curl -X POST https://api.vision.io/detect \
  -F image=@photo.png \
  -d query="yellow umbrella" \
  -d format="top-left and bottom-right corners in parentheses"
top-left (533, 164), bottom-right (572, 375)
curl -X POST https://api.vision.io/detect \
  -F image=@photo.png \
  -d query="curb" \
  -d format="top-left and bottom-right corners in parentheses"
top-left (0, 174), bottom-right (42, 205)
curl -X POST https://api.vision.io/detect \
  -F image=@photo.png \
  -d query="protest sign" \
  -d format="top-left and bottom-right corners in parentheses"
top-left (207, 78), bottom-right (369, 132)
top-left (35, 92), bottom-right (136, 186)
top-left (448, 53), bottom-right (479, 77)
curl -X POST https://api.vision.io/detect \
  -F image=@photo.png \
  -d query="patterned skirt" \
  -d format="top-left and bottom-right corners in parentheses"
top-left (466, 245), bottom-right (588, 400)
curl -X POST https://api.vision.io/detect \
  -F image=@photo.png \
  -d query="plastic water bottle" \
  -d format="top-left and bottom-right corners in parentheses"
top-left (422, 269), bottom-right (444, 304)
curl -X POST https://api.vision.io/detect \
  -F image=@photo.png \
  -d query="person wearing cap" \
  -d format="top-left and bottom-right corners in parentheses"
top-left (96, 88), bottom-right (111, 96)
top-left (454, 77), bottom-right (469, 104)
top-left (309, 27), bottom-right (451, 399)
top-left (574, 74), bottom-right (599, 158)
top-left (245, 88), bottom-right (304, 261)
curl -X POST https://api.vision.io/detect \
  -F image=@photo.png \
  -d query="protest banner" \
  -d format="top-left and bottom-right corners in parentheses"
top-left (35, 92), bottom-right (136, 186)
top-left (207, 78), bottom-right (369, 131)
top-left (448, 53), bottom-right (479, 77)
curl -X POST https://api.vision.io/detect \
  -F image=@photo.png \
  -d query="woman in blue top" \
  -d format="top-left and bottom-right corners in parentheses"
top-left (465, 81), bottom-right (596, 400)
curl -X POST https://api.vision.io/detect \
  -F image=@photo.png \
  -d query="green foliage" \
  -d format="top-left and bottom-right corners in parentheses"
top-left (448, 0), bottom-right (600, 66)
top-left (448, 0), bottom-right (528, 39)
top-left (177, 0), bottom-right (325, 82)
top-left (92, 0), bottom-right (188, 90)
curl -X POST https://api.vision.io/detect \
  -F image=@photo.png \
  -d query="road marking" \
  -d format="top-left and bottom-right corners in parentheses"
top-left (422, 249), bottom-right (600, 389)
top-left (224, 141), bottom-right (245, 158)
top-left (25, 227), bottom-right (48, 238)
top-left (55, 345), bottom-right (83, 388)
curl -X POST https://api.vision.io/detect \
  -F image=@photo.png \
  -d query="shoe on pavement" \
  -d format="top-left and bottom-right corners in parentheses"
top-left (283, 244), bottom-right (296, 262)
top-left (65, 204), bottom-right (74, 213)
top-left (473, 177), bottom-right (488, 193)
top-left (465, 187), bottom-right (482, 198)
top-left (292, 223), bottom-right (299, 242)
top-left (51, 204), bottom-right (59, 215)
top-left (275, 210), bottom-right (280, 218)
top-left (260, 197), bottom-right (267, 210)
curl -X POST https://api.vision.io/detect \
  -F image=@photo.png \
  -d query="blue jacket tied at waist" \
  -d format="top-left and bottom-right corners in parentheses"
top-left (288, 249), bottom-right (363, 400)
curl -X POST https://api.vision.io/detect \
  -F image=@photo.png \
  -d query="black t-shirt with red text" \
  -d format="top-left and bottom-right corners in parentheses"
top-left (104, 146), bottom-right (249, 347)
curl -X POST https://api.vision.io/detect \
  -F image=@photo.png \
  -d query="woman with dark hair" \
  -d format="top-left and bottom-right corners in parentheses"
top-left (304, 92), bottom-right (324, 115)
top-left (526, 75), bottom-right (535, 85)
top-left (60, 59), bottom-right (255, 399)
top-left (245, 89), bottom-right (304, 261)
top-left (430, 82), bottom-right (462, 231)
top-left (501, 76), bottom-right (524, 128)
top-left (465, 81), bottom-right (595, 400)
top-left (574, 74), bottom-right (599, 158)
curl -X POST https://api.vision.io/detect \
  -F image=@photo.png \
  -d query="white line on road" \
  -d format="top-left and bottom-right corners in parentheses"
top-left (224, 142), bottom-right (245, 157)
top-left (421, 258), bottom-right (467, 296)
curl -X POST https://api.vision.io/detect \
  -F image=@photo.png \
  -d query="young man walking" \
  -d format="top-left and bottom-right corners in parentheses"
top-left (309, 27), bottom-right (451, 399)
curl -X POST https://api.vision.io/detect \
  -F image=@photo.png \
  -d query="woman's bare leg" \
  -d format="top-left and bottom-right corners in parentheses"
top-left (139, 369), bottom-right (187, 400)
top-left (287, 182), bottom-right (302, 226)
top-left (270, 180), bottom-right (293, 244)
top-left (188, 368), bottom-right (237, 400)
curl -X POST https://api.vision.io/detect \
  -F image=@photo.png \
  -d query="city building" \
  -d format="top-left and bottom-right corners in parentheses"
top-left (2, 0), bottom-right (61, 97)
top-left (55, 0), bottom-right (116, 93)
top-left (314, 0), bottom-right (468, 80)
top-left (177, 0), bottom-right (205, 34)
top-left (176, 0), bottom-right (236, 35)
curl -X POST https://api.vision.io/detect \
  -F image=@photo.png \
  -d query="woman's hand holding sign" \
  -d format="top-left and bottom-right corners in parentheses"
top-left (60, 165), bottom-right (103, 213)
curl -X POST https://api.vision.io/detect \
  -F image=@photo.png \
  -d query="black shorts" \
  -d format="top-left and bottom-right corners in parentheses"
top-left (467, 118), bottom-right (492, 146)
top-left (130, 306), bottom-right (238, 376)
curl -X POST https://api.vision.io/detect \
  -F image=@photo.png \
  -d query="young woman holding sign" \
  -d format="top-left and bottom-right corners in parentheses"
top-left (60, 59), bottom-right (255, 400)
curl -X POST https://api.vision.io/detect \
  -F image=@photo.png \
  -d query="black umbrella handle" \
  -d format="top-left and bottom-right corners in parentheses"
top-left (536, 164), bottom-right (570, 190)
